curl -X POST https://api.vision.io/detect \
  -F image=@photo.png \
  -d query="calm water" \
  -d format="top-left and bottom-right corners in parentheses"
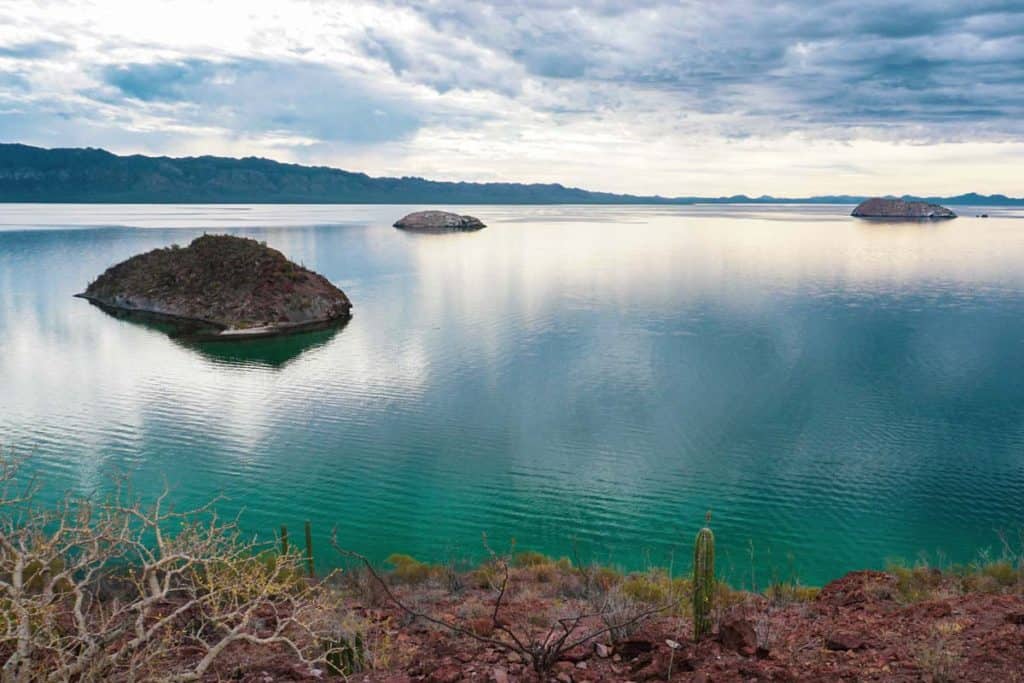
top-left (1, 203), bottom-right (1023, 586)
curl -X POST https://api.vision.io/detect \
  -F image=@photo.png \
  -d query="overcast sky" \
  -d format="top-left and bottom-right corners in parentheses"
top-left (1, 1), bottom-right (1022, 196)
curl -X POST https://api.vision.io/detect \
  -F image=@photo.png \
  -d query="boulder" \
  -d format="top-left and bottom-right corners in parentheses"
top-left (719, 614), bottom-right (757, 655)
top-left (393, 210), bottom-right (486, 232)
top-left (851, 198), bottom-right (956, 219)
top-left (825, 630), bottom-right (869, 651)
top-left (77, 234), bottom-right (351, 339)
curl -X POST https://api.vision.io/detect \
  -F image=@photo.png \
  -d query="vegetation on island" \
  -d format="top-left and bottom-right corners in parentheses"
top-left (79, 235), bottom-right (352, 337)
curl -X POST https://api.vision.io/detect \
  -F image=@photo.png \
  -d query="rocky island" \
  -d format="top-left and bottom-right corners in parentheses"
top-left (77, 234), bottom-right (351, 339)
top-left (852, 197), bottom-right (957, 219)
top-left (393, 210), bottom-right (486, 232)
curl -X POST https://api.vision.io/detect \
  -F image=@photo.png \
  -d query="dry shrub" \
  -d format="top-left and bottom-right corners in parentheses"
top-left (512, 551), bottom-right (551, 568)
top-left (386, 554), bottom-right (436, 585)
top-left (915, 621), bottom-right (964, 683)
top-left (764, 581), bottom-right (820, 606)
top-left (0, 455), bottom-right (348, 682)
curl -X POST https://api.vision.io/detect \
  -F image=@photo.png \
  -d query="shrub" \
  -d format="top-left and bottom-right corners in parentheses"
top-left (981, 560), bottom-right (1018, 587)
top-left (888, 562), bottom-right (944, 603)
top-left (622, 574), bottom-right (668, 605)
top-left (513, 551), bottom-right (551, 568)
top-left (0, 455), bottom-right (346, 681)
top-left (386, 554), bottom-right (435, 585)
top-left (764, 581), bottom-right (820, 605)
top-left (532, 563), bottom-right (558, 583)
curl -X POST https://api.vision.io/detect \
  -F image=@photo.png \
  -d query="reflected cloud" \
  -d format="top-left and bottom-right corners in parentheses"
top-left (3, 205), bottom-right (1024, 583)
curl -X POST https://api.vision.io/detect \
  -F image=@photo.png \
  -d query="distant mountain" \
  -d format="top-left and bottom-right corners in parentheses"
top-left (1, 143), bottom-right (1021, 205)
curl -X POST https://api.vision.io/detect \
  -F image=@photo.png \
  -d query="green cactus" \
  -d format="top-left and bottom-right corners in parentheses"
top-left (324, 632), bottom-right (365, 676)
top-left (692, 511), bottom-right (715, 640)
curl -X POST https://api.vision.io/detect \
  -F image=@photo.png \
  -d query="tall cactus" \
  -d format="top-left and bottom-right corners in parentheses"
top-left (692, 511), bottom-right (715, 640)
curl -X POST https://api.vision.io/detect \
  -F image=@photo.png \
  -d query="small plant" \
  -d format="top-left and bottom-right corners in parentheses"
top-left (324, 632), bottom-right (366, 676)
top-left (387, 554), bottom-right (435, 584)
top-left (622, 573), bottom-right (669, 605)
top-left (599, 584), bottom-right (647, 641)
top-left (693, 511), bottom-right (715, 640)
top-left (513, 551), bottom-right (551, 567)
top-left (915, 622), bottom-right (964, 683)
top-left (765, 581), bottom-right (820, 605)
top-left (888, 561), bottom-right (943, 603)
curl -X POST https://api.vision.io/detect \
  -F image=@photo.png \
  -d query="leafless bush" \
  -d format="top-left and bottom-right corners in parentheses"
top-left (0, 454), bottom-right (344, 681)
top-left (333, 533), bottom-right (670, 674)
top-left (597, 584), bottom-right (647, 641)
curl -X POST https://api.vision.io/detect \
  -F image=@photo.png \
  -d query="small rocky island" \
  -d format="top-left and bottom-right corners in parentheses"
top-left (77, 235), bottom-right (351, 339)
top-left (851, 197), bottom-right (957, 219)
top-left (393, 210), bottom-right (486, 232)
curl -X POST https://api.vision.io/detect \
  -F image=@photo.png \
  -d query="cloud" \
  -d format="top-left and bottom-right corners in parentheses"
top-left (96, 58), bottom-right (426, 144)
top-left (367, 0), bottom-right (1024, 139)
top-left (1, 0), bottom-right (1023, 194)
top-left (0, 39), bottom-right (71, 59)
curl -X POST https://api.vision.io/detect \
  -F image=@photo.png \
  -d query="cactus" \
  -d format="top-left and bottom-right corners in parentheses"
top-left (692, 511), bottom-right (715, 640)
top-left (323, 632), bottom-right (365, 676)
top-left (305, 520), bottom-right (314, 578)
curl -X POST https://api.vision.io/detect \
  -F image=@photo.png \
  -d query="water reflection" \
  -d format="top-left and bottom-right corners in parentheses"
top-left (184, 324), bottom-right (347, 368)
top-left (1, 204), bottom-right (1023, 585)
top-left (78, 299), bottom-right (349, 368)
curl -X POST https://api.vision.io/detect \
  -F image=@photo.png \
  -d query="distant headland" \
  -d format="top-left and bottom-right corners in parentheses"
top-left (1, 143), bottom-right (1022, 206)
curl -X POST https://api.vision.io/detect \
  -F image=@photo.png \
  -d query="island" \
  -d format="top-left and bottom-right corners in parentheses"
top-left (393, 210), bottom-right (486, 232)
top-left (851, 197), bottom-right (957, 219)
top-left (77, 234), bottom-right (352, 339)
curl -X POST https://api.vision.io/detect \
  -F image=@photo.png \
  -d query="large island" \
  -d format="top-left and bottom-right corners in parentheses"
top-left (77, 234), bottom-right (352, 339)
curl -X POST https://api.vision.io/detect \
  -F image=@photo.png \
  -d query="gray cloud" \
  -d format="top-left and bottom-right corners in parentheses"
top-left (99, 58), bottom-right (425, 144)
top-left (359, 0), bottom-right (1024, 140)
top-left (0, 39), bottom-right (72, 59)
top-left (3, 0), bottom-right (1024, 191)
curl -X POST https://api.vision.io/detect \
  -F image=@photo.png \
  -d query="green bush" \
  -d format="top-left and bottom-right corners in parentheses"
top-left (513, 551), bottom-right (551, 568)
top-left (386, 554), bottom-right (435, 585)
top-left (621, 574), bottom-right (668, 605)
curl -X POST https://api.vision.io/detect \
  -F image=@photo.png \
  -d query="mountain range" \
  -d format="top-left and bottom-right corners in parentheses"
top-left (1, 143), bottom-right (1021, 205)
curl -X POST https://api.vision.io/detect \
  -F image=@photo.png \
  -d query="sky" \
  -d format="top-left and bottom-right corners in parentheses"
top-left (1, 0), bottom-right (1023, 197)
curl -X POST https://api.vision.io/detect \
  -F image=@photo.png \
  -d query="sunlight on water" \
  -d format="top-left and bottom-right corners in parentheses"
top-left (1, 204), bottom-right (1023, 585)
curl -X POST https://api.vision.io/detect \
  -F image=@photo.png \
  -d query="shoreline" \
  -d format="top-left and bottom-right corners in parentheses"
top-left (74, 292), bottom-right (352, 341)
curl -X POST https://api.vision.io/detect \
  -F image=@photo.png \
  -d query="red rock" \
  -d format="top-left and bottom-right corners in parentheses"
top-left (427, 664), bottom-right (463, 683)
top-left (825, 631), bottom-right (868, 651)
top-left (616, 640), bottom-right (655, 659)
top-left (719, 614), bottom-right (757, 655)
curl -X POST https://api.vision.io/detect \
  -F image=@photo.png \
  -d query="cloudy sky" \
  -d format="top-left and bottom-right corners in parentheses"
top-left (1, 1), bottom-right (1022, 196)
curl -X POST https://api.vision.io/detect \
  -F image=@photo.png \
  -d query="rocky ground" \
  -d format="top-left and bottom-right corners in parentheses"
top-left (226, 558), bottom-right (1024, 682)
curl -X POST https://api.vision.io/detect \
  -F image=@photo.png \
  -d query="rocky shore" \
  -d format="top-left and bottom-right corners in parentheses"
top-left (77, 234), bottom-right (351, 339)
top-left (224, 556), bottom-right (1023, 682)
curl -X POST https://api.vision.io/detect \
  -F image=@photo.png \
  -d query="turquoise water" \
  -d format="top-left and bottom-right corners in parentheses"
top-left (1, 203), bottom-right (1023, 586)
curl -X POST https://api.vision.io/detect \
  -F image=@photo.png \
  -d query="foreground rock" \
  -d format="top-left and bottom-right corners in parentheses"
top-left (78, 235), bottom-right (351, 339)
top-left (393, 210), bottom-right (486, 232)
top-left (852, 197), bottom-right (957, 219)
